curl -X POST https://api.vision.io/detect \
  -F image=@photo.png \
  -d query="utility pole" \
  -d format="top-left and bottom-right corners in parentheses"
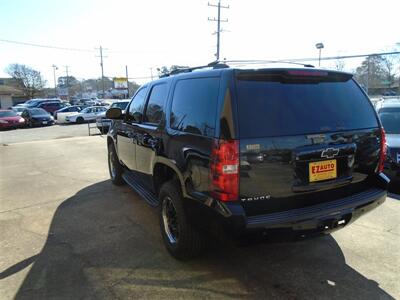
top-left (51, 64), bottom-right (58, 97)
top-left (64, 65), bottom-right (70, 101)
top-left (208, 0), bottom-right (229, 61)
top-left (125, 65), bottom-right (129, 99)
top-left (150, 67), bottom-right (154, 80)
top-left (95, 46), bottom-right (108, 98)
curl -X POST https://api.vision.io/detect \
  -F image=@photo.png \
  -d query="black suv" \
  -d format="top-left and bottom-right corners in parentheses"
top-left (106, 63), bottom-right (389, 259)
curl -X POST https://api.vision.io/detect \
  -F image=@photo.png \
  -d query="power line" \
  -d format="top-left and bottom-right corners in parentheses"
top-left (208, 0), bottom-right (229, 61)
top-left (281, 51), bottom-right (400, 62)
top-left (227, 51), bottom-right (400, 66)
top-left (0, 38), bottom-right (94, 53)
top-left (104, 75), bottom-right (155, 80)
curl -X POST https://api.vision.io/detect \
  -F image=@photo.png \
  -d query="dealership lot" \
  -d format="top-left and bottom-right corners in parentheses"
top-left (0, 123), bottom-right (92, 145)
top-left (0, 130), bottom-right (399, 299)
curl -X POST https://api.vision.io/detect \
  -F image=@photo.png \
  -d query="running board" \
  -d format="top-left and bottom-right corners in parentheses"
top-left (122, 171), bottom-right (159, 207)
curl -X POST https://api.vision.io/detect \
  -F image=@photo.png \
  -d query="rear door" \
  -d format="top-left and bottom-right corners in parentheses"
top-left (235, 69), bottom-right (381, 216)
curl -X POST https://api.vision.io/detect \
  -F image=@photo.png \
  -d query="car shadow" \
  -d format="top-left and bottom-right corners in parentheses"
top-left (4, 180), bottom-right (394, 299)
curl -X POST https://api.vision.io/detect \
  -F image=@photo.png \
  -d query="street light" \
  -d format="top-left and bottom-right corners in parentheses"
top-left (51, 64), bottom-right (58, 97)
top-left (315, 43), bottom-right (324, 66)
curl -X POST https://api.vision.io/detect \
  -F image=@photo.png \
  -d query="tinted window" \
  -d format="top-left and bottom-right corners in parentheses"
top-left (379, 107), bottom-right (400, 134)
top-left (170, 78), bottom-right (220, 137)
top-left (62, 107), bottom-right (77, 112)
top-left (111, 102), bottom-right (129, 110)
top-left (127, 87), bottom-right (148, 122)
top-left (236, 78), bottom-right (379, 138)
top-left (144, 84), bottom-right (167, 124)
top-left (30, 108), bottom-right (48, 115)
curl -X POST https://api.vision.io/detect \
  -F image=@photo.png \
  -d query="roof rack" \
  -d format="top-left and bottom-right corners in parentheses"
top-left (159, 59), bottom-right (314, 77)
top-left (223, 60), bottom-right (315, 68)
top-left (159, 61), bottom-right (229, 77)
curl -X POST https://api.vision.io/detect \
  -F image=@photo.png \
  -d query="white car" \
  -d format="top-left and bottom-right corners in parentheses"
top-left (65, 106), bottom-right (107, 123)
top-left (96, 100), bottom-right (130, 133)
top-left (54, 106), bottom-right (83, 124)
top-left (11, 106), bottom-right (26, 116)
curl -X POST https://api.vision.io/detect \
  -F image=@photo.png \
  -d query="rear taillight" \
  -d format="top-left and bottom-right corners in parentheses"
top-left (210, 139), bottom-right (239, 201)
top-left (378, 128), bottom-right (387, 173)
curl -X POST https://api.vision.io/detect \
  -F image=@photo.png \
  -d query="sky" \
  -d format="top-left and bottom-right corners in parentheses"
top-left (0, 0), bottom-right (399, 86)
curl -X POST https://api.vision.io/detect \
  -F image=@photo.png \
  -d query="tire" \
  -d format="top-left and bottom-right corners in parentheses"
top-left (76, 117), bottom-right (84, 124)
top-left (159, 180), bottom-right (206, 260)
top-left (108, 143), bottom-right (125, 185)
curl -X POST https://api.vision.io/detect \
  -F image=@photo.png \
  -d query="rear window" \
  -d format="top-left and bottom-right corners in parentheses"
top-left (236, 76), bottom-right (378, 138)
top-left (378, 107), bottom-right (400, 134)
top-left (170, 77), bottom-right (220, 137)
top-left (30, 108), bottom-right (48, 115)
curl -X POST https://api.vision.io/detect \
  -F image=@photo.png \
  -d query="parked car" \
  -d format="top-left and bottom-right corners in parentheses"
top-left (105, 63), bottom-right (389, 259)
top-left (77, 98), bottom-right (103, 107)
top-left (37, 101), bottom-right (66, 115)
top-left (376, 101), bottom-right (400, 190)
top-left (65, 106), bottom-right (107, 123)
top-left (21, 108), bottom-right (55, 127)
top-left (10, 106), bottom-right (26, 116)
top-left (24, 98), bottom-right (62, 108)
top-left (96, 100), bottom-right (130, 133)
top-left (383, 90), bottom-right (397, 96)
top-left (0, 110), bottom-right (25, 130)
top-left (69, 96), bottom-right (79, 105)
top-left (54, 106), bottom-right (83, 123)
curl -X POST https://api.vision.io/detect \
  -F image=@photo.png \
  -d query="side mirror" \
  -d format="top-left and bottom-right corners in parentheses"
top-left (106, 107), bottom-right (123, 119)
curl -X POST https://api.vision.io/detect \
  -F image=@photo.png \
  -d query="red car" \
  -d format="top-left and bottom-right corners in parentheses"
top-left (0, 109), bottom-right (25, 130)
top-left (36, 101), bottom-right (65, 115)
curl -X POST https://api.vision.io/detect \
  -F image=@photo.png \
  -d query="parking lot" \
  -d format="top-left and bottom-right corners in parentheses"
top-left (0, 127), bottom-right (399, 299)
top-left (0, 123), bottom-right (93, 145)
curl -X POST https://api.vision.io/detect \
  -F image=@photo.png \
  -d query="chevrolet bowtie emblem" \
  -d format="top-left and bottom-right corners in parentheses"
top-left (321, 148), bottom-right (340, 159)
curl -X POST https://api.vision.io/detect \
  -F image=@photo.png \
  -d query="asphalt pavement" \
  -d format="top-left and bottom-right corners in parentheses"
top-left (0, 128), bottom-right (399, 299)
top-left (0, 123), bottom-right (95, 145)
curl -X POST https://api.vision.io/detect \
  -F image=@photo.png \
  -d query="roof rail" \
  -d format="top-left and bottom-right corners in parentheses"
top-left (158, 59), bottom-right (314, 78)
top-left (223, 60), bottom-right (315, 68)
top-left (159, 61), bottom-right (229, 77)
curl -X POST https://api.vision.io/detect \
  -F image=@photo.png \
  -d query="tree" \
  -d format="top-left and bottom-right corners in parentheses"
top-left (354, 55), bottom-right (386, 92)
top-left (157, 65), bottom-right (189, 77)
top-left (5, 64), bottom-right (46, 98)
top-left (381, 45), bottom-right (400, 90)
top-left (57, 76), bottom-right (79, 88)
top-left (333, 59), bottom-right (346, 71)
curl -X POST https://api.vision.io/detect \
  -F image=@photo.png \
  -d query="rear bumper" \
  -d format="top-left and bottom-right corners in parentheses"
top-left (0, 123), bottom-right (24, 129)
top-left (187, 187), bottom-right (387, 238)
top-left (32, 119), bottom-right (54, 126)
top-left (245, 188), bottom-right (386, 230)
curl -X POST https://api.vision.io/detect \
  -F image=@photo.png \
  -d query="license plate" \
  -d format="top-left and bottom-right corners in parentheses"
top-left (42, 121), bottom-right (47, 124)
top-left (309, 159), bottom-right (337, 182)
